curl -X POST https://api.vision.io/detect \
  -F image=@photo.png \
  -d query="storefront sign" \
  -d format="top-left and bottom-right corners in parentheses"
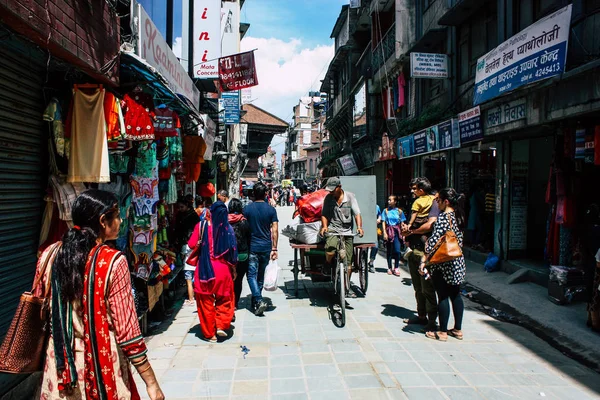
top-left (458, 106), bottom-right (483, 143)
top-left (222, 91), bottom-right (240, 124)
top-left (193, 0), bottom-right (221, 79)
top-left (203, 115), bottom-right (216, 161)
top-left (219, 50), bottom-right (259, 91)
top-left (397, 136), bottom-right (414, 159)
top-left (474, 5), bottom-right (572, 105)
top-left (485, 98), bottom-right (526, 129)
top-left (509, 142), bottom-right (529, 252)
top-left (135, 1), bottom-right (200, 109)
top-left (438, 119), bottom-right (459, 150)
top-left (410, 53), bottom-right (449, 79)
top-left (337, 154), bottom-right (359, 176)
top-left (221, 1), bottom-right (240, 57)
top-left (413, 131), bottom-right (427, 155)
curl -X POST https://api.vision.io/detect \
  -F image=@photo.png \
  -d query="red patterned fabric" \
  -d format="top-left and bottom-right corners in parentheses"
top-left (122, 92), bottom-right (155, 141)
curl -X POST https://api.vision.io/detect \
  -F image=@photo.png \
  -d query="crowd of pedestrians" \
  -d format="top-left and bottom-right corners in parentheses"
top-left (19, 173), bottom-right (469, 399)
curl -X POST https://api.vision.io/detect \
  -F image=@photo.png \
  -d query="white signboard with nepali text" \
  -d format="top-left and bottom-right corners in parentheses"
top-left (135, 1), bottom-right (200, 109)
top-left (474, 5), bottom-right (572, 105)
top-left (410, 53), bottom-right (449, 79)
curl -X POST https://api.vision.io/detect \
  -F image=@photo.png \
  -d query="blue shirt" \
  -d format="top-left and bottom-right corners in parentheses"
top-left (376, 205), bottom-right (381, 219)
top-left (383, 208), bottom-right (406, 226)
top-left (243, 201), bottom-right (279, 253)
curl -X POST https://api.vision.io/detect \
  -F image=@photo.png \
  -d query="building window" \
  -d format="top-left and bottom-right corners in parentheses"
top-left (457, 3), bottom-right (497, 83)
top-left (309, 159), bottom-right (314, 175)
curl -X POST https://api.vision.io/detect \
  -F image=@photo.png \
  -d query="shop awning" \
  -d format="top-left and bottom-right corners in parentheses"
top-left (120, 52), bottom-right (203, 125)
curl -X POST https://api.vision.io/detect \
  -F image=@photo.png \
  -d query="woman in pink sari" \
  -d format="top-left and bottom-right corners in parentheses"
top-left (188, 201), bottom-right (237, 342)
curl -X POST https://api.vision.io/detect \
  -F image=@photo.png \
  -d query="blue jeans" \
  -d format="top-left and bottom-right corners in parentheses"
top-left (247, 251), bottom-right (271, 307)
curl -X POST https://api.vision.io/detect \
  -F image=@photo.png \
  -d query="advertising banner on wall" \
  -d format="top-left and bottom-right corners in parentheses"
top-left (378, 133), bottom-right (396, 161)
top-left (135, 1), bottom-right (200, 108)
top-left (219, 51), bottom-right (259, 91)
top-left (202, 115), bottom-right (216, 161)
top-left (222, 91), bottom-right (240, 124)
top-left (410, 53), bottom-right (449, 79)
top-left (337, 154), bottom-right (359, 176)
top-left (458, 106), bottom-right (483, 143)
top-left (396, 119), bottom-right (460, 160)
top-left (474, 5), bottom-right (572, 105)
top-left (193, 0), bottom-right (221, 79)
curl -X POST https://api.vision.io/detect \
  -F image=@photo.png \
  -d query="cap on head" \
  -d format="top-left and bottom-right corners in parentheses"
top-left (325, 177), bottom-right (341, 192)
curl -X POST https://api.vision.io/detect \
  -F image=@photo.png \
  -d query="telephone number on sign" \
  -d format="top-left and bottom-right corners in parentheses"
top-left (534, 63), bottom-right (561, 78)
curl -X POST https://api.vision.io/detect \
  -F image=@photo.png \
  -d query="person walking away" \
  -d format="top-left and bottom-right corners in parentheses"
top-left (35, 189), bottom-right (164, 400)
top-left (423, 188), bottom-right (466, 341)
top-left (188, 201), bottom-right (237, 342)
top-left (176, 197), bottom-right (200, 306)
top-left (382, 195), bottom-right (407, 276)
top-left (240, 188), bottom-right (253, 209)
top-left (368, 204), bottom-right (382, 273)
top-left (217, 189), bottom-right (230, 208)
top-left (403, 179), bottom-right (439, 331)
top-left (243, 183), bottom-right (279, 316)
top-left (229, 199), bottom-right (251, 311)
top-left (195, 195), bottom-right (209, 221)
top-left (320, 177), bottom-right (364, 298)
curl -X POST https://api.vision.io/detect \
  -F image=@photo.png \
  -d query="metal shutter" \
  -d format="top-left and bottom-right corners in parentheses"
top-left (0, 37), bottom-right (46, 393)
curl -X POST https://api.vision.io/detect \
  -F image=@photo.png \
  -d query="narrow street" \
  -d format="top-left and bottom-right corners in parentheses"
top-left (136, 206), bottom-right (600, 400)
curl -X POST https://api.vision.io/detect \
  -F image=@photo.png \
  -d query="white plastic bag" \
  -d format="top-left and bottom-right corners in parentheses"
top-left (264, 260), bottom-right (280, 291)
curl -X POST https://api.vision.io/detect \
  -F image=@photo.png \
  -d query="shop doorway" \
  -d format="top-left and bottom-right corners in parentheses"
top-left (455, 143), bottom-right (497, 252)
top-left (422, 153), bottom-right (447, 191)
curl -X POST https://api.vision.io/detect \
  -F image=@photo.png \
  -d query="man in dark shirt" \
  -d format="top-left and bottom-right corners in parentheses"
top-left (403, 179), bottom-right (440, 331)
top-left (243, 182), bottom-right (279, 316)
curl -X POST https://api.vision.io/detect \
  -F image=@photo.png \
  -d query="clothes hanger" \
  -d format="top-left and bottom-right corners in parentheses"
top-left (74, 83), bottom-right (102, 91)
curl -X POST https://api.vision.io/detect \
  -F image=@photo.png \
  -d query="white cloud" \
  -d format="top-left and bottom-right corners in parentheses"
top-left (240, 36), bottom-right (333, 156)
top-left (172, 36), bottom-right (183, 59)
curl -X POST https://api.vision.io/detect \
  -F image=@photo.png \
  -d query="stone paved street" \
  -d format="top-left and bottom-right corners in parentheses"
top-left (135, 206), bottom-right (600, 399)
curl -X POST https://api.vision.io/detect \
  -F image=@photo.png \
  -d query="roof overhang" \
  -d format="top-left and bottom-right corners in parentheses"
top-left (320, 45), bottom-right (352, 92)
top-left (438, 0), bottom-right (491, 26)
top-left (407, 28), bottom-right (447, 54)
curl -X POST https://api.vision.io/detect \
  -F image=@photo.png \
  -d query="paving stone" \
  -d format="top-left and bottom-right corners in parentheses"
top-left (192, 381), bottom-right (232, 397)
top-left (441, 387), bottom-right (486, 400)
top-left (310, 391), bottom-right (350, 400)
top-left (236, 356), bottom-right (268, 368)
top-left (462, 373), bottom-right (505, 387)
top-left (271, 394), bottom-right (309, 400)
top-left (302, 352), bottom-right (333, 364)
top-left (161, 368), bottom-right (199, 382)
top-left (304, 364), bottom-right (340, 377)
top-left (402, 387), bottom-right (447, 400)
top-left (334, 351), bottom-right (367, 363)
top-left (343, 374), bottom-right (383, 389)
top-left (300, 342), bottom-right (330, 353)
top-left (198, 368), bottom-right (234, 382)
top-left (271, 378), bottom-right (305, 394)
top-left (393, 372), bottom-right (434, 387)
top-left (202, 356), bottom-right (237, 369)
top-left (307, 375), bottom-right (346, 392)
top-left (386, 361), bottom-right (421, 373)
top-left (427, 372), bottom-right (469, 386)
top-left (338, 362), bottom-right (377, 376)
top-left (234, 367), bottom-right (268, 380)
top-left (231, 380), bottom-right (268, 396)
top-left (271, 354), bottom-right (302, 366)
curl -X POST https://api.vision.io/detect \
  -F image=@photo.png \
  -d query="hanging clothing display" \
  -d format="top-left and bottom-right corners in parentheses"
top-left (130, 170), bottom-right (159, 216)
top-left (135, 142), bottom-right (157, 178)
top-left (183, 135), bottom-right (207, 183)
top-left (43, 98), bottom-right (68, 158)
top-left (154, 106), bottom-right (181, 138)
top-left (122, 91), bottom-right (155, 140)
top-left (104, 91), bottom-right (126, 141)
top-left (67, 87), bottom-right (110, 183)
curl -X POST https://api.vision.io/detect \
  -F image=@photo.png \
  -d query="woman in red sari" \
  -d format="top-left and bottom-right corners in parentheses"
top-left (35, 189), bottom-right (164, 400)
top-left (188, 201), bottom-right (237, 342)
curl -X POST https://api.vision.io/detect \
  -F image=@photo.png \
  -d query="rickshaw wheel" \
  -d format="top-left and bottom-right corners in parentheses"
top-left (359, 249), bottom-right (369, 295)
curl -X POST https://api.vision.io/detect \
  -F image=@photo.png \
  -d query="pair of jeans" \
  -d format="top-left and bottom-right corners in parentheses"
top-left (431, 269), bottom-right (464, 332)
top-left (247, 251), bottom-right (271, 307)
top-left (234, 259), bottom-right (249, 308)
top-left (386, 235), bottom-right (402, 270)
top-left (407, 250), bottom-right (438, 324)
top-left (369, 245), bottom-right (378, 262)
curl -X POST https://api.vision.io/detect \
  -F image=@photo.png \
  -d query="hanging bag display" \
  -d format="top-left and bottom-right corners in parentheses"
top-left (185, 221), bottom-right (207, 268)
top-left (426, 215), bottom-right (463, 265)
top-left (0, 243), bottom-right (61, 373)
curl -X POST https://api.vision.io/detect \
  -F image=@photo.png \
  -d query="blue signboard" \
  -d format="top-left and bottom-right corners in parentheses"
top-left (473, 5), bottom-right (572, 105)
top-left (413, 131), bottom-right (427, 155)
top-left (397, 136), bottom-right (414, 159)
top-left (437, 119), bottom-right (455, 149)
top-left (222, 91), bottom-right (240, 124)
top-left (458, 106), bottom-right (483, 144)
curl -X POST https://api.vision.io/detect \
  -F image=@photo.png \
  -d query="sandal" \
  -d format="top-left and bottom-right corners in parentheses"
top-left (448, 329), bottom-right (463, 340)
top-left (345, 288), bottom-right (358, 298)
top-left (403, 316), bottom-right (428, 325)
top-left (393, 268), bottom-right (401, 277)
top-left (425, 331), bottom-right (447, 341)
top-left (387, 269), bottom-right (393, 275)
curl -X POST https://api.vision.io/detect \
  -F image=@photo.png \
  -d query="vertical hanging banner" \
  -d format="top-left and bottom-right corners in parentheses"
top-left (194, 0), bottom-right (221, 79)
top-left (474, 5), bottom-right (572, 105)
top-left (219, 50), bottom-right (259, 91)
top-left (221, 1), bottom-right (240, 57)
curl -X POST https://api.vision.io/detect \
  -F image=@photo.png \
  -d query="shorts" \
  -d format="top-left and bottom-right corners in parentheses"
top-left (325, 234), bottom-right (354, 265)
top-left (184, 270), bottom-right (194, 280)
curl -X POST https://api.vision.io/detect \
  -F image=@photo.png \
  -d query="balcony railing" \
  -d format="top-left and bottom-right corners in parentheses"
top-left (372, 23), bottom-right (395, 75)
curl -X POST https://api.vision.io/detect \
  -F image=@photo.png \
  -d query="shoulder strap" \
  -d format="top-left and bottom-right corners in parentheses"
top-left (32, 242), bottom-right (61, 296)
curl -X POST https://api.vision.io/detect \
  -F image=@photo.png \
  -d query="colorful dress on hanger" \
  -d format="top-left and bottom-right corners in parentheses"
top-left (122, 92), bottom-right (155, 141)
top-left (153, 107), bottom-right (181, 139)
top-left (183, 135), bottom-right (207, 183)
top-left (104, 92), bottom-right (126, 141)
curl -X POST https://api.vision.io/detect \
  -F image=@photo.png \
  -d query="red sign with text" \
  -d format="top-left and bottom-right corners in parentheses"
top-left (218, 51), bottom-right (259, 91)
